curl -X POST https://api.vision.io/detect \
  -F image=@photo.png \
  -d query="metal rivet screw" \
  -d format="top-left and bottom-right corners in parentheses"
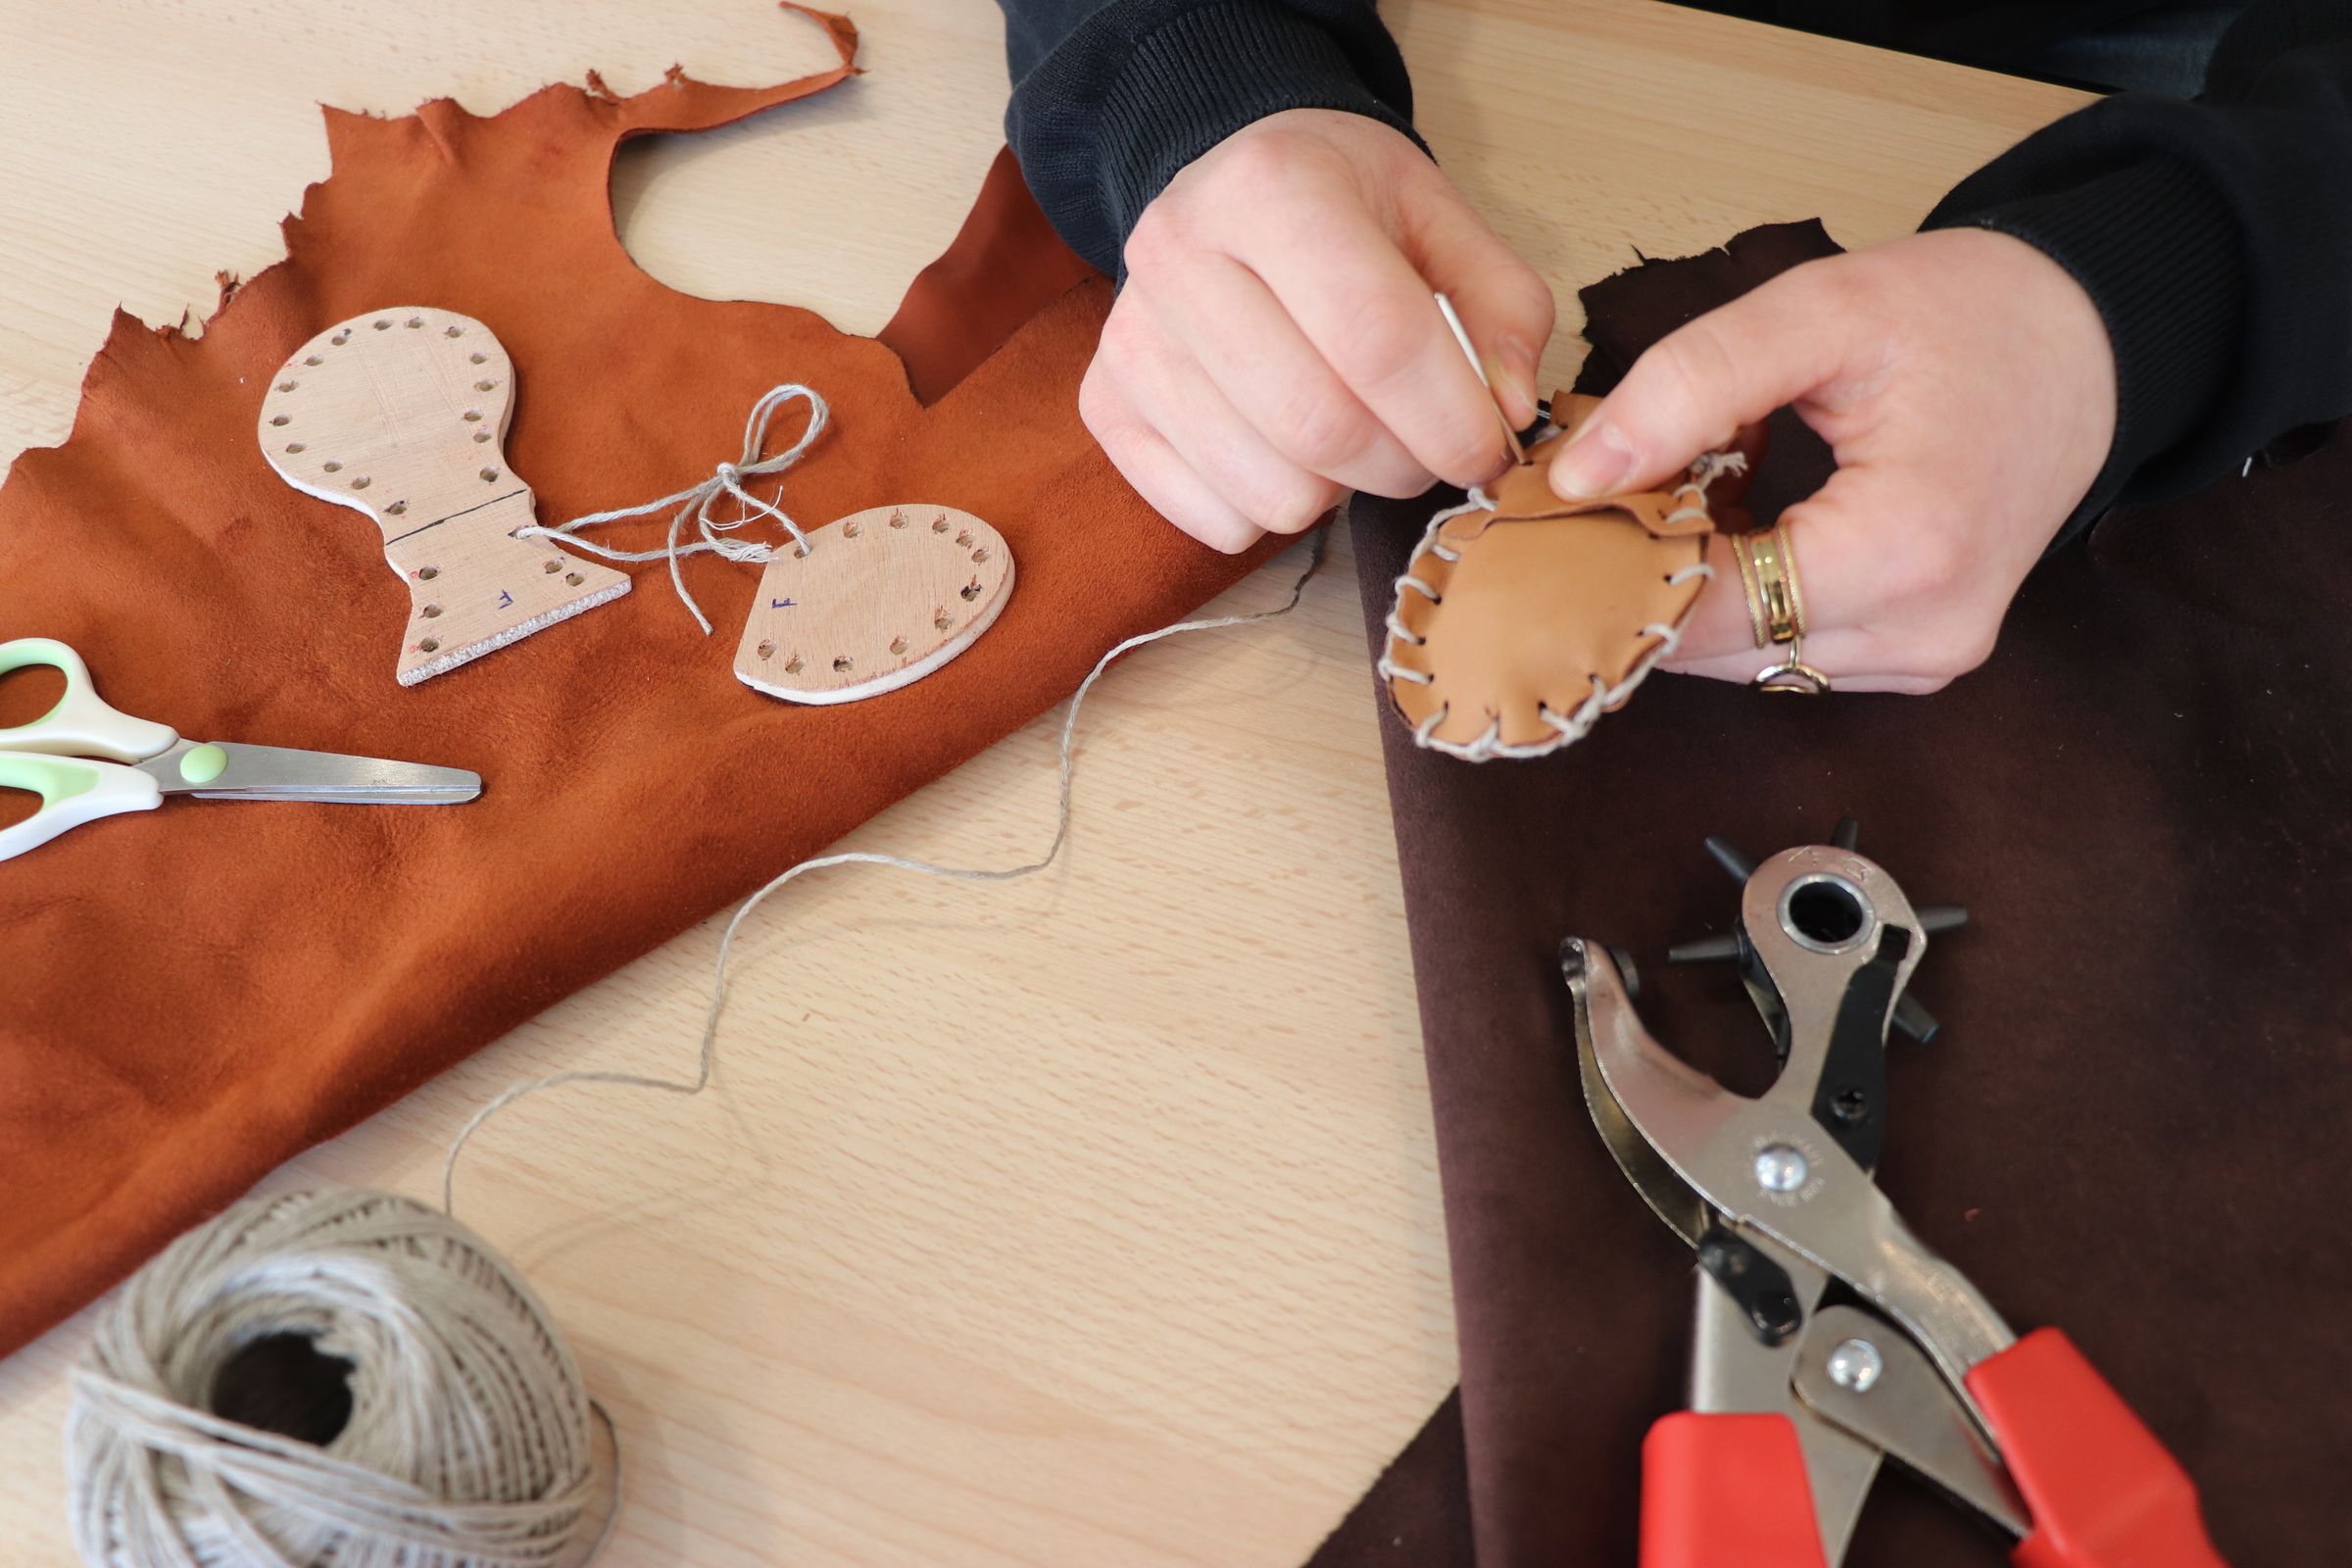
top-left (1826, 1339), bottom-right (1884, 1394)
top-left (1754, 1144), bottom-right (1809, 1194)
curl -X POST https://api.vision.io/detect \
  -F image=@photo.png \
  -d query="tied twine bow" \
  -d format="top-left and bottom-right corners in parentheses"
top-left (515, 383), bottom-right (829, 634)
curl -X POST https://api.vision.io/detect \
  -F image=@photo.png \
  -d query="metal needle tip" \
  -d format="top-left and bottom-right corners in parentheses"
top-left (1433, 291), bottom-right (1528, 466)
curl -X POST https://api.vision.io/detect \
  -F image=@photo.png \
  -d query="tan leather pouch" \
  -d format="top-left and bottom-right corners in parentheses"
top-left (1378, 394), bottom-right (1742, 760)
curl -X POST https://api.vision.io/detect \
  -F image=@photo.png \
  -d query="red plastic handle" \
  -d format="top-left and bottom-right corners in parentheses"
top-left (1966, 1328), bottom-right (2230, 1568)
top-left (1641, 1411), bottom-right (1828, 1568)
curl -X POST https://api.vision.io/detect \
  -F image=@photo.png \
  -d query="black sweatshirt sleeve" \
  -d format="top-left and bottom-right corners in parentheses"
top-left (995, 0), bottom-right (1420, 276)
top-left (1926, 0), bottom-right (2352, 529)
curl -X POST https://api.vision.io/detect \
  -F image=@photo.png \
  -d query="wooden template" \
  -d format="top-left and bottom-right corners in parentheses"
top-left (733, 505), bottom-right (1013, 703)
top-left (256, 307), bottom-right (630, 685)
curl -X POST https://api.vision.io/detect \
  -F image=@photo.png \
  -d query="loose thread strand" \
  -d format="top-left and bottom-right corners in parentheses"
top-left (515, 384), bottom-right (829, 634)
top-left (442, 527), bottom-right (1329, 1214)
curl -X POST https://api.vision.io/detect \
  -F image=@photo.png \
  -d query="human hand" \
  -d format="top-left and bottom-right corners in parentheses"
top-left (1081, 108), bottom-right (1556, 553)
top-left (1547, 228), bottom-right (2118, 693)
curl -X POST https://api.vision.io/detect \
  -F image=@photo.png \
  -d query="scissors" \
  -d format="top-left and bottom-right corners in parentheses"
top-left (0, 637), bottom-right (481, 862)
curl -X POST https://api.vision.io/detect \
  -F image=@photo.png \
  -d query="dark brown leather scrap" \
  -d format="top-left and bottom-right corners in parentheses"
top-left (1316, 220), bottom-right (2352, 1567)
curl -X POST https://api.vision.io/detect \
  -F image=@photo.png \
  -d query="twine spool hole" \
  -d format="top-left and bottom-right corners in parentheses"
top-left (66, 1189), bottom-right (610, 1568)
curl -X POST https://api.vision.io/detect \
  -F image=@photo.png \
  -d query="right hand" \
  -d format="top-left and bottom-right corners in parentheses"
top-left (1081, 108), bottom-right (1557, 553)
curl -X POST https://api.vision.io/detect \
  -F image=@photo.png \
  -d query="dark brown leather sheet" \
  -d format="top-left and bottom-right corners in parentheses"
top-left (1314, 222), bottom-right (2352, 1565)
top-left (0, 10), bottom-right (1275, 1358)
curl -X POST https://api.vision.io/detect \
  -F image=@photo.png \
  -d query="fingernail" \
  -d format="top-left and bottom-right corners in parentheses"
top-left (1490, 336), bottom-right (1539, 429)
top-left (1551, 416), bottom-right (1633, 498)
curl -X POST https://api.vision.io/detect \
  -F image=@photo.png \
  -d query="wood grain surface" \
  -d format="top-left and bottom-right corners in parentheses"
top-left (0, 2), bottom-right (2086, 1563)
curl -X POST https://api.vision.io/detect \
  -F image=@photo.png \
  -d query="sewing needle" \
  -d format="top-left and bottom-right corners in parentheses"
top-left (1433, 290), bottom-right (1529, 466)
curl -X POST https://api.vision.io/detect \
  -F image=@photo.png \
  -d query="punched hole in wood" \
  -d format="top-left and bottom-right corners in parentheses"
top-left (844, 520), bottom-right (861, 538)
top-left (278, 380), bottom-right (298, 392)
top-left (889, 636), bottom-right (907, 655)
top-left (468, 352), bottom-right (487, 365)
top-left (284, 443), bottom-right (305, 454)
top-left (372, 319), bottom-right (391, 330)
top-left (888, 510), bottom-right (906, 528)
top-left (420, 604), bottom-right (442, 618)
top-left (564, 571), bottom-right (583, 586)
top-left (419, 638), bottom-right (441, 654)
top-left (417, 566), bottom-right (438, 580)
top-left (322, 461), bottom-right (342, 472)
top-left (463, 411), bottom-right (481, 422)
top-left (405, 317), bottom-right (423, 328)
top-left (303, 355), bottom-right (322, 367)
top-left (542, 560), bottom-right (562, 573)
top-left (784, 656), bottom-right (804, 673)
top-left (932, 514), bottom-right (948, 532)
top-left (270, 415), bottom-right (290, 427)
top-left (479, 467), bottom-right (499, 482)
top-left (934, 612), bottom-right (952, 631)
top-left (387, 501), bottom-right (408, 515)
top-left (833, 657), bottom-right (853, 672)
top-left (758, 640), bottom-right (776, 661)
top-left (351, 476), bottom-right (369, 489)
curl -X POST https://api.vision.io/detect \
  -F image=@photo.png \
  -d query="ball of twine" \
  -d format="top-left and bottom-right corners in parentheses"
top-left (67, 1189), bottom-right (609, 1568)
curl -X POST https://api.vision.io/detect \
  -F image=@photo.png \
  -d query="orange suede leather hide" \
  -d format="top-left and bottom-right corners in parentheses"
top-left (0, 8), bottom-right (1266, 1357)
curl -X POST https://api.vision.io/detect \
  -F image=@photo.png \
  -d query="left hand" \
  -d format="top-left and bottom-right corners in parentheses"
top-left (1547, 227), bottom-right (2119, 694)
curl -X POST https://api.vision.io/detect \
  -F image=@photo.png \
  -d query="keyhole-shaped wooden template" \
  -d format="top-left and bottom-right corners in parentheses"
top-left (258, 308), bottom-right (629, 685)
top-left (735, 505), bottom-right (1013, 704)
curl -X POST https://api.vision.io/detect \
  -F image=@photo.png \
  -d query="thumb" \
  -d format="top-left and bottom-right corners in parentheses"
top-left (1405, 184), bottom-right (1557, 428)
top-left (1549, 259), bottom-right (1864, 500)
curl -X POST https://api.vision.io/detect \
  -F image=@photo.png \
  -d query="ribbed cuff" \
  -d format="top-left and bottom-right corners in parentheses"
top-left (1927, 155), bottom-right (2246, 541)
top-left (1006, 0), bottom-right (1425, 276)
top-left (1094, 3), bottom-right (1425, 272)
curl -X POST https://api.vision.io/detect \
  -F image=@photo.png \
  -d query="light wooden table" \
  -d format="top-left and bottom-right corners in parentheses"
top-left (0, 3), bottom-right (2086, 1563)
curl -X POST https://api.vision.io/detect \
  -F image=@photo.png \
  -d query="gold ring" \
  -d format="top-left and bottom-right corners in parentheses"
top-left (1732, 532), bottom-right (1770, 649)
top-left (1753, 635), bottom-right (1831, 696)
top-left (1744, 521), bottom-right (1807, 645)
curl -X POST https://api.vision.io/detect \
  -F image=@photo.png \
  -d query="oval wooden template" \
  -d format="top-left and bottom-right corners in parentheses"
top-left (733, 505), bottom-right (1014, 704)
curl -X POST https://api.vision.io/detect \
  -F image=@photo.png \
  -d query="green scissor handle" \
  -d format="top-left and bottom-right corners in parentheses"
top-left (0, 638), bottom-right (177, 761)
top-left (0, 638), bottom-right (176, 861)
top-left (0, 753), bottom-right (164, 861)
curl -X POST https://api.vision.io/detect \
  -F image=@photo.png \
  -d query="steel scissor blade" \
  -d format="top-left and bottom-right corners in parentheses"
top-left (149, 740), bottom-right (481, 804)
